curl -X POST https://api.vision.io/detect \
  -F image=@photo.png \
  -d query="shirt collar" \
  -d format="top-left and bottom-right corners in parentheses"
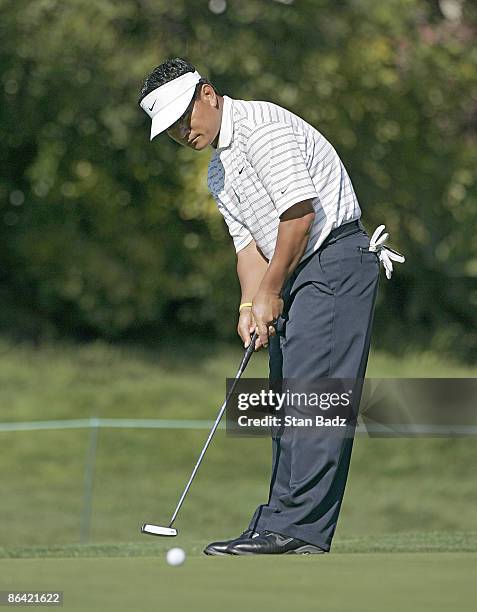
top-left (216, 95), bottom-right (234, 150)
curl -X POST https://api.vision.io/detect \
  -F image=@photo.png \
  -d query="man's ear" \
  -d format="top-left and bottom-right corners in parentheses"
top-left (201, 83), bottom-right (218, 107)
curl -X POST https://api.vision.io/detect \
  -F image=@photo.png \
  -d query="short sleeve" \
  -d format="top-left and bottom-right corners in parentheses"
top-left (212, 191), bottom-right (253, 253)
top-left (246, 122), bottom-right (319, 217)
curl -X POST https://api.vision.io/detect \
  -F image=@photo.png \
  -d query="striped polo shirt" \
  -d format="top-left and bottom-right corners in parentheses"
top-left (207, 95), bottom-right (362, 262)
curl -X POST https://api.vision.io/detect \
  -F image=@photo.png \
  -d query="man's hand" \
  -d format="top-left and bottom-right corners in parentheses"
top-left (237, 308), bottom-right (256, 349)
top-left (251, 289), bottom-right (284, 350)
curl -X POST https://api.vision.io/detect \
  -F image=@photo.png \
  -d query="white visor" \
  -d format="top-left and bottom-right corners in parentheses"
top-left (139, 70), bottom-right (202, 140)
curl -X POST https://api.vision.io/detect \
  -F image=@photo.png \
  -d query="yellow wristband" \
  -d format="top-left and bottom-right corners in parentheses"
top-left (239, 302), bottom-right (253, 312)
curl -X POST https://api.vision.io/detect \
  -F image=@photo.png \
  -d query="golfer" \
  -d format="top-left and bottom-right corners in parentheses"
top-left (139, 58), bottom-right (404, 555)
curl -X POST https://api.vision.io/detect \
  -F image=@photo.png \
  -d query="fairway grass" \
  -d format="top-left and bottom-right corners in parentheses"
top-left (1, 549), bottom-right (475, 612)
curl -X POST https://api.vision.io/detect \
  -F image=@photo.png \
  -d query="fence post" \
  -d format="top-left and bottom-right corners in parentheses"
top-left (80, 417), bottom-right (99, 543)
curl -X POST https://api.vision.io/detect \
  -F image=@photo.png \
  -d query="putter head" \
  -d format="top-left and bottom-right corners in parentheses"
top-left (141, 523), bottom-right (178, 537)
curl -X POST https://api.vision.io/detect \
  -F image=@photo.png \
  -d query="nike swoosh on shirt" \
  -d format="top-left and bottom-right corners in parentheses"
top-left (148, 100), bottom-right (156, 112)
top-left (238, 166), bottom-right (245, 174)
top-left (280, 185), bottom-right (289, 194)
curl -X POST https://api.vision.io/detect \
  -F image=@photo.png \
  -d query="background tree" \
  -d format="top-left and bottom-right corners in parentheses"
top-left (0, 0), bottom-right (475, 361)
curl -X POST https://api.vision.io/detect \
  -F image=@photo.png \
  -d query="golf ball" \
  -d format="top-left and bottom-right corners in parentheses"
top-left (166, 547), bottom-right (186, 566)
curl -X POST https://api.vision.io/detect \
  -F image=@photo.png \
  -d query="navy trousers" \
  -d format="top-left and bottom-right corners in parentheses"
top-left (248, 220), bottom-right (380, 550)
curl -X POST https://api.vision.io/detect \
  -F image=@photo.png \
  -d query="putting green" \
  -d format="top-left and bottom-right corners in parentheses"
top-left (1, 552), bottom-right (475, 612)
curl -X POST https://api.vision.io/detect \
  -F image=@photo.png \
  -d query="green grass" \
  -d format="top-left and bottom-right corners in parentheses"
top-left (0, 337), bottom-right (476, 548)
top-left (0, 545), bottom-right (476, 612)
top-left (1, 532), bottom-right (477, 558)
top-left (0, 338), bottom-right (476, 610)
top-left (0, 336), bottom-right (475, 424)
top-left (2, 431), bottom-right (475, 547)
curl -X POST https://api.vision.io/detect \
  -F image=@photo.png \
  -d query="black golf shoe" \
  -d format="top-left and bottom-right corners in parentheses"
top-left (228, 530), bottom-right (326, 555)
top-left (203, 529), bottom-right (260, 556)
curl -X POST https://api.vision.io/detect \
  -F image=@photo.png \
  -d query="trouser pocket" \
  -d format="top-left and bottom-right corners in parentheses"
top-left (319, 232), bottom-right (379, 296)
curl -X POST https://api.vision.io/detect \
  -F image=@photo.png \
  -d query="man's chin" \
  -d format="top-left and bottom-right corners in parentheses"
top-left (190, 135), bottom-right (214, 150)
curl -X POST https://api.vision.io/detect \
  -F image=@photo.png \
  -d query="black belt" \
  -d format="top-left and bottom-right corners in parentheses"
top-left (320, 219), bottom-right (363, 249)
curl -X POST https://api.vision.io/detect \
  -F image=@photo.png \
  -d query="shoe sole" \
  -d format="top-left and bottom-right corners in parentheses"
top-left (286, 545), bottom-right (325, 555)
top-left (230, 545), bottom-right (325, 556)
top-left (203, 548), bottom-right (233, 556)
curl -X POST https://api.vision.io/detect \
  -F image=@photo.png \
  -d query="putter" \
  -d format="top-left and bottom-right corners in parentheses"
top-left (141, 330), bottom-right (259, 537)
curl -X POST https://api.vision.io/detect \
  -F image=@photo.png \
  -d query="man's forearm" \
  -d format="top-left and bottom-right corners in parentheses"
top-left (259, 200), bottom-right (315, 296)
top-left (236, 240), bottom-right (269, 302)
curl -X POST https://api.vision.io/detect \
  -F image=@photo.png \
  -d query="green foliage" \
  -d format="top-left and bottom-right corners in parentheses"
top-left (0, 0), bottom-right (475, 360)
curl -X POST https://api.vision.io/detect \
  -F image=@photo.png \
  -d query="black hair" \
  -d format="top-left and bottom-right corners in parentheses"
top-left (138, 57), bottom-right (216, 104)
